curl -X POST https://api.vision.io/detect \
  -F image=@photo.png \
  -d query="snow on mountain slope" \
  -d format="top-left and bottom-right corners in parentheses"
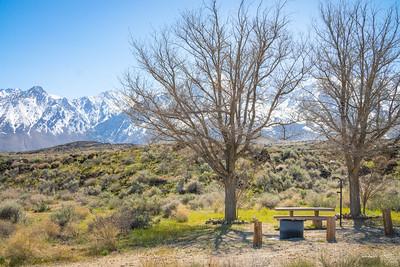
top-left (0, 86), bottom-right (315, 152)
top-left (0, 86), bottom-right (147, 151)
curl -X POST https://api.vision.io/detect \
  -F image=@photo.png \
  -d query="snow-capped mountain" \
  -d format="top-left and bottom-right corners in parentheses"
top-left (0, 86), bottom-right (317, 152)
top-left (0, 86), bottom-right (147, 151)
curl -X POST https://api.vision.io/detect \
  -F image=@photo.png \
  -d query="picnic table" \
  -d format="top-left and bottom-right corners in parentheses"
top-left (274, 207), bottom-right (336, 240)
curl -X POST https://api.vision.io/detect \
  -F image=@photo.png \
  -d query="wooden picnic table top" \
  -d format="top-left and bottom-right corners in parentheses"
top-left (273, 215), bottom-right (334, 220)
top-left (274, 207), bottom-right (335, 211)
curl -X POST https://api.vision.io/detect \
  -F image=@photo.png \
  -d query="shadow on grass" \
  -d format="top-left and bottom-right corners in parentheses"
top-left (119, 220), bottom-right (255, 252)
top-left (119, 221), bottom-right (215, 249)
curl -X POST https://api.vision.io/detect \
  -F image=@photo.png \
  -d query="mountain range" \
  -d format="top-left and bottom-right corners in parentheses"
top-left (0, 86), bottom-right (148, 151)
top-left (0, 86), bottom-right (315, 152)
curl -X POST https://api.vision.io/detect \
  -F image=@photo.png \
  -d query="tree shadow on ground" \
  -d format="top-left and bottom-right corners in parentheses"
top-left (213, 224), bottom-right (252, 251)
top-left (340, 225), bottom-right (400, 245)
top-left (121, 220), bottom-right (400, 253)
top-left (168, 224), bottom-right (254, 252)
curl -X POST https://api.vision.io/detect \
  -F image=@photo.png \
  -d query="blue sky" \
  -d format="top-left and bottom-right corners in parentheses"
top-left (0, 0), bottom-right (394, 98)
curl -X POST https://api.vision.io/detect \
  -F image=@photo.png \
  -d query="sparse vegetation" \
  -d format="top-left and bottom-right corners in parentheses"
top-left (0, 141), bottom-right (398, 266)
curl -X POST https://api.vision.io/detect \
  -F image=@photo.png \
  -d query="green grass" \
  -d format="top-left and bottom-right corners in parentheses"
top-left (119, 219), bottom-right (213, 248)
top-left (338, 207), bottom-right (400, 226)
top-left (118, 208), bottom-right (339, 249)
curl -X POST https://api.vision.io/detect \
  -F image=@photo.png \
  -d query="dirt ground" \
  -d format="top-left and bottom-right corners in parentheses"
top-left (43, 223), bottom-right (400, 267)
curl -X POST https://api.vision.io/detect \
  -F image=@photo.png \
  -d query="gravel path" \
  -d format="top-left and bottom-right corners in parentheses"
top-left (42, 224), bottom-right (400, 267)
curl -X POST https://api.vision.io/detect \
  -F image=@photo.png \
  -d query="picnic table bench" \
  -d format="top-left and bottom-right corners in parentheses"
top-left (274, 207), bottom-right (336, 241)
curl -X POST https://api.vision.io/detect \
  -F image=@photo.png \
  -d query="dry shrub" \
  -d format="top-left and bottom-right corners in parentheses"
top-left (0, 201), bottom-right (24, 223)
top-left (0, 220), bottom-right (16, 238)
top-left (173, 206), bottom-right (189, 223)
top-left (88, 216), bottom-right (120, 254)
top-left (212, 200), bottom-right (224, 213)
top-left (278, 198), bottom-right (299, 207)
top-left (258, 193), bottom-right (280, 209)
top-left (51, 205), bottom-right (76, 228)
top-left (28, 194), bottom-right (51, 212)
top-left (161, 200), bottom-right (179, 218)
top-left (42, 219), bottom-right (61, 240)
top-left (1, 224), bottom-right (74, 266)
top-left (73, 205), bottom-right (90, 220)
top-left (305, 192), bottom-right (336, 208)
top-left (285, 259), bottom-right (316, 267)
top-left (59, 222), bottom-right (80, 240)
top-left (50, 205), bottom-right (83, 240)
top-left (2, 227), bottom-right (46, 266)
top-left (0, 188), bottom-right (21, 202)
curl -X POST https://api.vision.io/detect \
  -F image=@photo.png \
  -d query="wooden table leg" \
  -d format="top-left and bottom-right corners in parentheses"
top-left (313, 210), bottom-right (322, 229)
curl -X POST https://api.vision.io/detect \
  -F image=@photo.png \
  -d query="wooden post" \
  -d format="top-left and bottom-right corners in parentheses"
top-left (382, 209), bottom-right (394, 237)
top-left (326, 216), bottom-right (336, 242)
top-left (313, 210), bottom-right (322, 229)
top-left (253, 220), bottom-right (262, 248)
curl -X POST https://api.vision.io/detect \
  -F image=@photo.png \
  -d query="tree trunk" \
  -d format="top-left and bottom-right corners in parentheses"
top-left (362, 192), bottom-right (367, 215)
top-left (346, 155), bottom-right (362, 220)
top-left (349, 172), bottom-right (361, 218)
top-left (224, 178), bottom-right (237, 223)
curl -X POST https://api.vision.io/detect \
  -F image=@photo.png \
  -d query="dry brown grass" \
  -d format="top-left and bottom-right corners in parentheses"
top-left (173, 205), bottom-right (189, 223)
top-left (88, 216), bottom-right (120, 254)
top-left (0, 223), bottom-right (78, 266)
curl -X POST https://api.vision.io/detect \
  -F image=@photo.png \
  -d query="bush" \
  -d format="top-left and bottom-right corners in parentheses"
top-left (0, 220), bottom-right (16, 238)
top-left (180, 194), bottom-right (195, 205)
top-left (185, 180), bottom-right (202, 194)
top-left (42, 220), bottom-right (61, 240)
top-left (281, 149), bottom-right (298, 161)
top-left (0, 201), bottom-right (24, 223)
top-left (258, 193), bottom-right (280, 209)
top-left (88, 216), bottom-right (120, 254)
top-left (29, 194), bottom-right (51, 213)
top-left (128, 181), bottom-right (145, 194)
top-left (176, 178), bottom-right (185, 194)
top-left (136, 171), bottom-right (167, 186)
top-left (2, 228), bottom-right (45, 266)
top-left (112, 197), bottom-right (161, 233)
top-left (85, 186), bottom-right (101, 196)
top-left (288, 165), bottom-right (309, 183)
top-left (174, 206), bottom-right (189, 223)
top-left (51, 205), bottom-right (76, 228)
top-left (161, 201), bottom-right (179, 218)
top-left (285, 259), bottom-right (316, 267)
top-left (369, 185), bottom-right (400, 211)
top-left (144, 187), bottom-right (162, 197)
top-left (305, 192), bottom-right (336, 208)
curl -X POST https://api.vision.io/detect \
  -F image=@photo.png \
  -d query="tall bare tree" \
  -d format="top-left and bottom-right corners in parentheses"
top-left (302, 1), bottom-right (400, 218)
top-left (121, 1), bottom-right (308, 222)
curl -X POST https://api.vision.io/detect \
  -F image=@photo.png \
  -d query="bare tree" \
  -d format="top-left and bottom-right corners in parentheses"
top-left (121, 1), bottom-right (308, 222)
top-left (302, 1), bottom-right (400, 218)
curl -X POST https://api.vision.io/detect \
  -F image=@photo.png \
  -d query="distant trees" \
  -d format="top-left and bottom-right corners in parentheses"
top-left (122, 1), bottom-right (308, 222)
top-left (302, 1), bottom-right (400, 218)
